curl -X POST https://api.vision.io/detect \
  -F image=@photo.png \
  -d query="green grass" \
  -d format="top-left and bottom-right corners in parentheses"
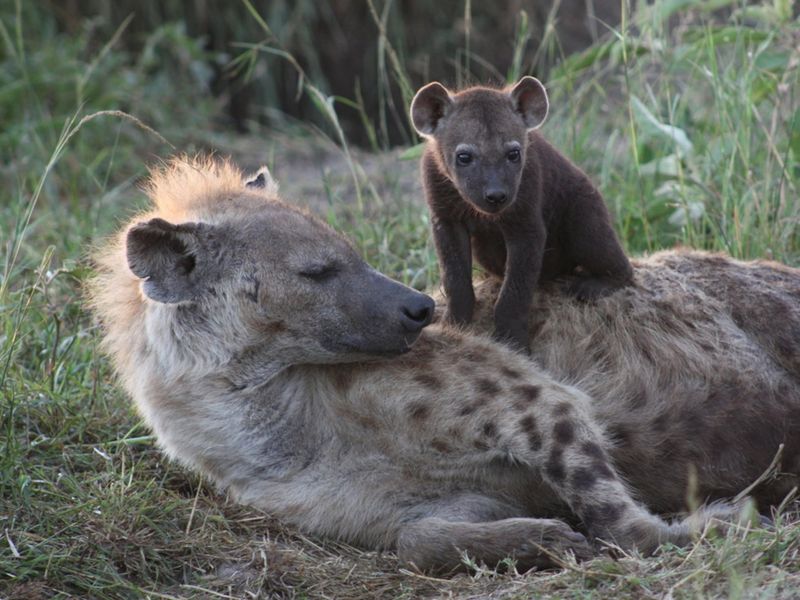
top-left (2, 0), bottom-right (799, 598)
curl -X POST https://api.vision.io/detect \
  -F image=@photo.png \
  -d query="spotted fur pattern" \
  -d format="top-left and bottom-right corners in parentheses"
top-left (89, 158), bottom-right (800, 574)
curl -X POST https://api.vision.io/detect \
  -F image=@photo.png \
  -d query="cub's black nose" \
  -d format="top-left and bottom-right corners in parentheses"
top-left (401, 294), bottom-right (435, 332)
top-left (485, 190), bottom-right (507, 205)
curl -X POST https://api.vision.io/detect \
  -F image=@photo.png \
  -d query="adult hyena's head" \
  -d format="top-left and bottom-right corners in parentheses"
top-left (410, 77), bottom-right (549, 215)
top-left (98, 158), bottom-right (434, 380)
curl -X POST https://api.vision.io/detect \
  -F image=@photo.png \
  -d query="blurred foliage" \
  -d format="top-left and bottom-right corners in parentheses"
top-left (37, 0), bottom-right (623, 146)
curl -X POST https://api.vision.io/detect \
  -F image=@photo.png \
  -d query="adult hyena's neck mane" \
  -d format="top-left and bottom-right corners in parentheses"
top-left (87, 157), bottom-right (281, 398)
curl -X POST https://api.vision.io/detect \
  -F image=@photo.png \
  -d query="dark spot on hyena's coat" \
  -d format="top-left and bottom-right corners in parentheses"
top-left (628, 389), bottom-right (648, 410)
top-left (330, 369), bottom-right (354, 393)
top-left (699, 341), bottom-right (715, 352)
top-left (462, 348), bottom-right (484, 363)
top-left (407, 402), bottom-right (430, 421)
top-left (553, 420), bottom-right (575, 445)
top-left (519, 414), bottom-right (542, 451)
top-left (476, 378), bottom-right (501, 396)
top-left (259, 321), bottom-right (287, 335)
top-left (776, 332), bottom-right (798, 359)
top-left (581, 441), bottom-right (606, 460)
top-left (447, 426), bottom-right (462, 439)
top-left (431, 439), bottom-right (451, 453)
top-left (519, 414), bottom-right (537, 433)
top-left (580, 441), bottom-right (615, 479)
top-left (593, 461), bottom-right (615, 480)
top-left (552, 402), bottom-right (572, 417)
top-left (609, 425), bottom-right (634, 447)
top-left (482, 421), bottom-right (498, 439)
top-left (513, 384), bottom-right (541, 404)
top-left (545, 448), bottom-right (566, 482)
top-left (582, 502), bottom-right (627, 531)
top-left (501, 367), bottom-right (522, 379)
top-left (570, 467), bottom-right (597, 490)
top-left (409, 338), bottom-right (436, 361)
top-left (458, 362), bottom-right (475, 376)
top-left (355, 414), bottom-right (379, 430)
top-left (414, 373), bottom-right (443, 390)
top-left (652, 413), bottom-right (670, 433)
top-left (474, 439), bottom-right (490, 451)
top-left (458, 401), bottom-right (479, 417)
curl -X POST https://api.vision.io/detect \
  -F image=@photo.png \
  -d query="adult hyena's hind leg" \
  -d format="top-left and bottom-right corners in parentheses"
top-left (395, 494), bottom-right (592, 574)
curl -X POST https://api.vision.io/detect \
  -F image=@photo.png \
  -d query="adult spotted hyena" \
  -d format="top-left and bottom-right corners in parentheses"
top-left (89, 158), bottom-right (800, 574)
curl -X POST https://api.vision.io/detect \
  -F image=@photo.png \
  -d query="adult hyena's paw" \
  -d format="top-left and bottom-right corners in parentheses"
top-left (396, 517), bottom-right (592, 575)
top-left (513, 518), bottom-right (594, 570)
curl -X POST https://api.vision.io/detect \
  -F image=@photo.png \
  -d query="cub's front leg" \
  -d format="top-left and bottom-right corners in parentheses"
top-left (493, 222), bottom-right (546, 351)
top-left (432, 217), bottom-right (475, 326)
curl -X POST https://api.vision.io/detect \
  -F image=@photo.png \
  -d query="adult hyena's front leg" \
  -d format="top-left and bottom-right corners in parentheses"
top-left (395, 491), bottom-right (593, 576)
top-left (504, 384), bottom-right (739, 552)
top-left (398, 516), bottom-right (592, 574)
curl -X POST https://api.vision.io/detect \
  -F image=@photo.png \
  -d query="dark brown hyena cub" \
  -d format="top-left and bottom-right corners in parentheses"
top-left (411, 77), bottom-right (634, 350)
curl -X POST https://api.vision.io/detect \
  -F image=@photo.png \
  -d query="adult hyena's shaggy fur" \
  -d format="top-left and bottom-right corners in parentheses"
top-left (89, 158), bottom-right (800, 574)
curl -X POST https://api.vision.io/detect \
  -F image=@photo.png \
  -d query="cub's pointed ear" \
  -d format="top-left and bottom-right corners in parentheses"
top-left (245, 167), bottom-right (278, 194)
top-left (509, 76), bottom-right (549, 130)
top-left (410, 82), bottom-right (453, 136)
top-left (126, 218), bottom-right (216, 303)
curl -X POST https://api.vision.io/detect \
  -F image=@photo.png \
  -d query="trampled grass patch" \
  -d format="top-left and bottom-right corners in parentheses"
top-left (2, 1), bottom-right (798, 598)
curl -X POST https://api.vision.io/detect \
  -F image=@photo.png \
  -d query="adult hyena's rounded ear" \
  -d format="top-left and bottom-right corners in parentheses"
top-left (245, 166), bottom-right (278, 194)
top-left (126, 218), bottom-right (214, 303)
top-left (410, 82), bottom-right (453, 137)
top-left (509, 76), bottom-right (549, 130)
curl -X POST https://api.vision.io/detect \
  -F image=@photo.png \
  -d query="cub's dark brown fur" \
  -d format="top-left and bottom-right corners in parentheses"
top-left (411, 77), bottom-right (633, 350)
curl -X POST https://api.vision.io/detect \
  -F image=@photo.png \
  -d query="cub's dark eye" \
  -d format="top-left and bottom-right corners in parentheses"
top-left (456, 152), bottom-right (473, 166)
top-left (298, 263), bottom-right (338, 282)
top-left (507, 149), bottom-right (521, 163)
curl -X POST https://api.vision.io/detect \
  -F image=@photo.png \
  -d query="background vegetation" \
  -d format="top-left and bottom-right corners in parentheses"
top-left (1, 0), bottom-right (798, 597)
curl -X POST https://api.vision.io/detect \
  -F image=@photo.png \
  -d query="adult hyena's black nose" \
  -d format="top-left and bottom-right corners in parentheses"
top-left (485, 189), bottom-right (507, 205)
top-left (401, 294), bottom-right (435, 333)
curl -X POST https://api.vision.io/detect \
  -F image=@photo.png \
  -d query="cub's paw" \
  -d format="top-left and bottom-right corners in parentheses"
top-left (567, 276), bottom-right (626, 302)
top-left (491, 327), bottom-right (531, 355)
top-left (443, 303), bottom-right (474, 327)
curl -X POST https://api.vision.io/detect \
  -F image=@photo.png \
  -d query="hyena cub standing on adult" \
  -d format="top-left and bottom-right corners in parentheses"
top-left (411, 77), bottom-right (633, 350)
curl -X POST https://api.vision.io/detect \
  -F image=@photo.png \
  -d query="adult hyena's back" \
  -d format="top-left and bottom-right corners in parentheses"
top-left (663, 251), bottom-right (800, 378)
top-left (468, 251), bottom-right (800, 511)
